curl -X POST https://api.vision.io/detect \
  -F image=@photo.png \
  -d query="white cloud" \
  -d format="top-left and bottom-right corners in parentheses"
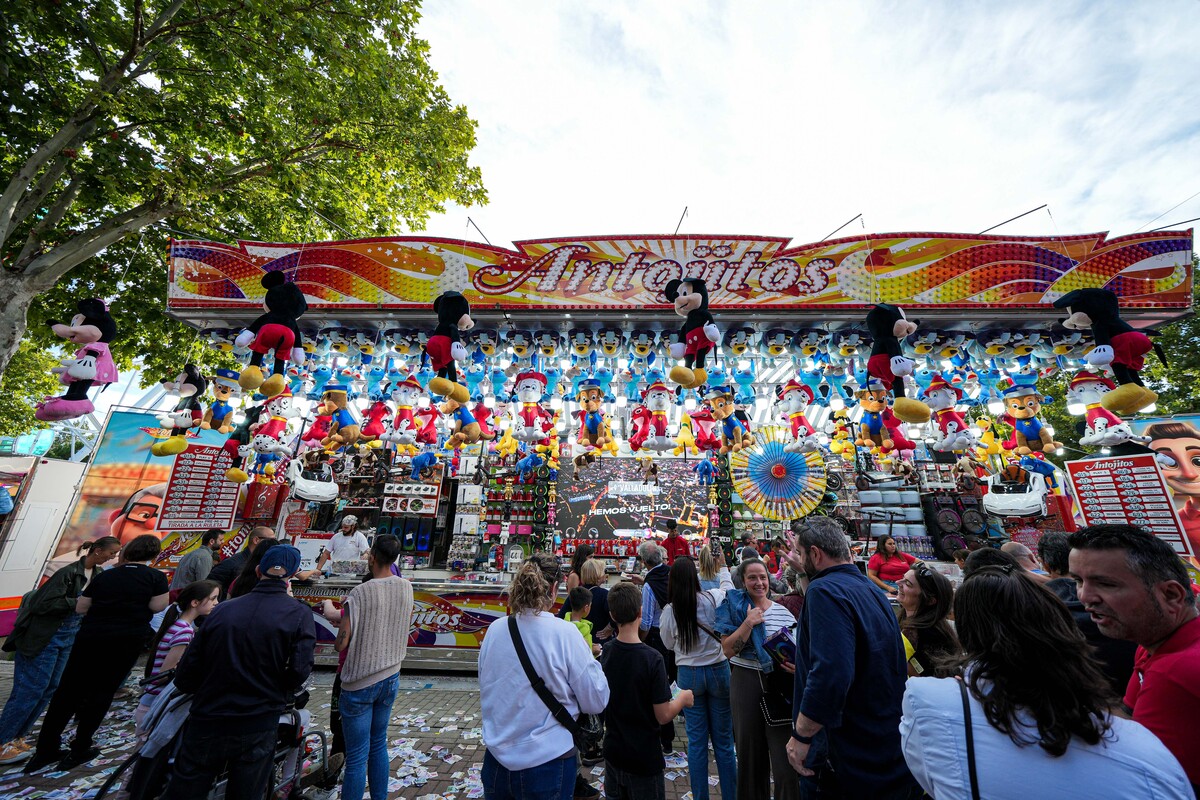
top-left (415, 0), bottom-right (1200, 248)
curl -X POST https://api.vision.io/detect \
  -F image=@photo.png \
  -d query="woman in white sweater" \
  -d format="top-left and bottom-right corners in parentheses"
top-left (479, 552), bottom-right (609, 800)
top-left (901, 564), bottom-right (1192, 799)
top-left (660, 550), bottom-right (736, 800)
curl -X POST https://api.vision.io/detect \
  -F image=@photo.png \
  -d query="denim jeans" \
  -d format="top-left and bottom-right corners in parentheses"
top-left (676, 661), bottom-right (737, 800)
top-left (482, 749), bottom-right (576, 800)
top-left (0, 615), bottom-right (80, 744)
top-left (603, 761), bottom-right (665, 800)
top-left (340, 672), bottom-right (400, 800)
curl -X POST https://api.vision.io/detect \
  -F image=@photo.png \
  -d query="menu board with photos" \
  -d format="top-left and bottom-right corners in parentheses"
top-left (159, 444), bottom-right (239, 531)
top-left (1065, 455), bottom-right (1193, 557)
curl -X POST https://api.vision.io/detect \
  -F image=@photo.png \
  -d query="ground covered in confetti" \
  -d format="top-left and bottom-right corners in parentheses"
top-left (1, 663), bottom-right (718, 799)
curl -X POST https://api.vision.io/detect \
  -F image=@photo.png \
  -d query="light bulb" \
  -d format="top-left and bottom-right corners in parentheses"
top-left (1043, 425), bottom-right (1055, 436)
top-left (1066, 402), bottom-right (1086, 415)
top-left (755, 396), bottom-right (768, 409)
top-left (499, 419), bottom-right (511, 430)
top-left (550, 397), bottom-right (563, 410)
top-left (556, 421), bottom-right (567, 431)
top-left (684, 397), bottom-right (697, 410)
top-left (987, 400), bottom-right (1005, 415)
top-left (568, 435), bottom-right (578, 444)
top-left (829, 396), bottom-right (845, 411)
top-left (559, 358), bottom-right (570, 370)
top-left (617, 358), bottom-right (629, 370)
top-left (738, 359), bottom-right (751, 370)
top-left (418, 396), bottom-right (430, 408)
top-left (1144, 403), bottom-right (1158, 413)
top-left (617, 396), bottom-right (628, 408)
top-left (1100, 447), bottom-right (1112, 455)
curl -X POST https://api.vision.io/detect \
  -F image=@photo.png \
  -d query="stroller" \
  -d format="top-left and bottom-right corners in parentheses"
top-left (95, 671), bottom-right (330, 800)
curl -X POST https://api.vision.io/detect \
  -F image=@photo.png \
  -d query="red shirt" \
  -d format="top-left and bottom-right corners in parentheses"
top-left (661, 534), bottom-right (692, 563)
top-left (1124, 615), bottom-right (1200, 785)
top-left (867, 551), bottom-right (916, 583)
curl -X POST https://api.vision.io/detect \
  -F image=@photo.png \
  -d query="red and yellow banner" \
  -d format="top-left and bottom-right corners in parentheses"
top-left (168, 230), bottom-right (1193, 312)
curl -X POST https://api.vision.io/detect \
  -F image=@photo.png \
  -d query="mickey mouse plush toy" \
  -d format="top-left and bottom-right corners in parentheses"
top-left (1053, 288), bottom-right (1163, 415)
top-left (35, 298), bottom-right (119, 422)
top-left (865, 304), bottom-right (931, 424)
top-left (152, 365), bottom-right (207, 456)
top-left (425, 291), bottom-right (474, 403)
top-left (665, 278), bottom-right (721, 389)
top-left (234, 271), bottom-right (308, 398)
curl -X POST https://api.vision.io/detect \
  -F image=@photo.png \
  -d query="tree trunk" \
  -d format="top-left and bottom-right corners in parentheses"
top-left (0, 273), bottom-right (38, 380)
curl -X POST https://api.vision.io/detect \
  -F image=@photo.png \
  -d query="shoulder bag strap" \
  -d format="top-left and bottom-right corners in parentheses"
top-left (508, 616), bottom-right (582, 738)
top-left (957, 678), bottom-right (980, 800)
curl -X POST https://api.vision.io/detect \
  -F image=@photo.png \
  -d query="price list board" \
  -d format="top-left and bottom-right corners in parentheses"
top-left (159, 444), bottom-right (239, 531)
top-left (1065, 455), bottom-right (1193, 557)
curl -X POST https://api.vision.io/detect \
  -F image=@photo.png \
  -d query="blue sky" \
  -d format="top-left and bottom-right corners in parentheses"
top-left (414, 1), bottom-right (1200, 247)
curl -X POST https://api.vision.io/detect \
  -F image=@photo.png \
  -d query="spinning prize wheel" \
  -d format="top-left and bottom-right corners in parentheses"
top-left (730, 428), bottom-right (827, 520)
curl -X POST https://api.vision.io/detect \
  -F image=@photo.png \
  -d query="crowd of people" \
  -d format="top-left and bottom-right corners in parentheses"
top-left (3, 519), bottom-right (1200, 800)
top-left (480, 521), bottom-right (1200, 800)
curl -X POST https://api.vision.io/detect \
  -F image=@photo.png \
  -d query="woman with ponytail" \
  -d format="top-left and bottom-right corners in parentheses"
top-left (135, 580), bottom-right (219, 725)
top-left (479, 553), bottom-right (609, 800)
top-left (0, 537), bottom-right (121, 765)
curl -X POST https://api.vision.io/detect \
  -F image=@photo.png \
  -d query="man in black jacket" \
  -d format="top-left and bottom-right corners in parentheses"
top-left (207, 525), bottom-right (275, 596)
top-left (164, 545), bottom-right (315, 799)
top-left (1039, 531), bottom-right (1136, 693)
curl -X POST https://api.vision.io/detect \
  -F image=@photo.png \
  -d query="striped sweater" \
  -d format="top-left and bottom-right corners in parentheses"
top-left (342, 575), bottom-right (415, 691)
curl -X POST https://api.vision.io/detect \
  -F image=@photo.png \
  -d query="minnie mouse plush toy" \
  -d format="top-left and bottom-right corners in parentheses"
top-left (35, 298), bottom-right (119, 421)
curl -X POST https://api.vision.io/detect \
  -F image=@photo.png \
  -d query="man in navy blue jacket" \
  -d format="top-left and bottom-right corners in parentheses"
top-left (165, 545), bottom-right (315, 799)
top-left (784, 517), bottom-right (920, 799)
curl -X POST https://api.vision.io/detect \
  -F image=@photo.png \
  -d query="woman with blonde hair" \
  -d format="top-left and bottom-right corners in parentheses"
top-left (480, 553), bottom-right (609, 799)
top-left (698, 546), bottom-right (722, 590)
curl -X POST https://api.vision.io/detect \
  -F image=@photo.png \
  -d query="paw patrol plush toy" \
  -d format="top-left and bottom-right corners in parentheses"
top-left (35, 298), bottom-right (119, 422)
top-left (1067, 371), bottom-right (1150, 448)
top-left (384, 374), bottom-right (424, 454)
top-left (999, 384), bottom-right (1062, 456)
top-left (235, 272), bottom-right (307, 398)
top-left (704, 385), bottom-right (749, 454)
top-left (513, 371), bottom-right (554, 444)
top-left (777, 379), bottom-right (818, 453)
top-left (865, 304), bottom-right (931, 424)
top-left (665, 278), bottom-right (720, 389)
top-left (1053, 288), bottom-right (1162, 415)
top-left (854, 379), bottom-right (894, 451)
top-left (574, 378), bottom-right (612, 468)
top-left (246, 387), bottom-right (299, 481)
top-left (202, 369), bottom-right (240, 434)
top-left (924, 374), bottom-right (977, 452)
top-left (152, 365), bottom-right (207, 456)
top-left (222, 403), bottom-right (268, 483)
top-left (630, 381), bottom-right (676, 452)
top-left (442, 398), bottom-right (483, 449)
top-left (425, 291), bottom-right (474, 403)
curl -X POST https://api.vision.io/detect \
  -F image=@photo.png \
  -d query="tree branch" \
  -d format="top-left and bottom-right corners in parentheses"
top-left (21, 200), bottom-right (178, 291)
top-left (14, 174), bottom-right (87, 267)
top-left (9, 117), bottom-right (100, 233)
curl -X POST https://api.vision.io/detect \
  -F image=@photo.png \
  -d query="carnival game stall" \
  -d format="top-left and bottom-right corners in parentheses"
top-left (42, 228), bottom-right (1195, 668)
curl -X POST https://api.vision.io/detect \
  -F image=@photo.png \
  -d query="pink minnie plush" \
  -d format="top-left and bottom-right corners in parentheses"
top-left (36, 298), bottom-right (119, 422)
top-left (235, 271), bottom-right (308, 398)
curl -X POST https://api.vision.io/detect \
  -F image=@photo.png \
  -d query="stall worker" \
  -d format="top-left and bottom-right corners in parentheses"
top-left (315, 515), bottom-right (371, 573)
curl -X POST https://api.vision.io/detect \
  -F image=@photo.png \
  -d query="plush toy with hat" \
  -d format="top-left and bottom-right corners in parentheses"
top-left (513, 371), bottom-right (553, 444)
top-left (998, 383), bottom-right (1062, 456)
top-left (152, 365), bottom-right (208, 456)
top-left (442, 397), bottom-right (486, 449)
top-left (854, 378), bottom-right (895, 451)
top-left (201, 368), bottom-right (241, 434)
top-left (630, 381), bottom-right (676, 452)
top-left (35, 297), bottom-right (120, 422)
top-left (925, 374), bottom-right (977, 452)
top-left (664, 278), bottom-right (721, 389)
top-left (703, 385), bottom-right (748, 454)
top-left (425, 291), bottom-right (474, 403)
top-left (359, 386), bottom-right (393, 447)
top-left (574, 378), bottom-right (612, 468)
top-left (1053, 288), bottom-right (1163, 415)
top-left (319, 383), bottom-right (361, 451)
top-left (222, 403), bottom-right (268, 483)
top-left (776, 379), bottom-right (818, 453)
top-left (865, 304), bottom-right (932, 424)
top-left (234, 271), bottom-right (307, 398)
top-left (1067, 371), bottom-right (1149, 448)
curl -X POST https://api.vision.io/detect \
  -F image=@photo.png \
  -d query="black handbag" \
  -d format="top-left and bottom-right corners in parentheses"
top-left (758, 667), bottom-right (795, 727)
top-left (508, 616), bottom-right (603, 753)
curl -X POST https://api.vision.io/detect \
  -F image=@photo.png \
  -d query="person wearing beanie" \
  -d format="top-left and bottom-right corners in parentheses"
top-left (163, 544), bottom-right (315, 798)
